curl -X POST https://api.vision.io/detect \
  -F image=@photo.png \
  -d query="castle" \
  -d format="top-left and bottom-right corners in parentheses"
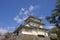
top-left (5, 16), bottom-right (58, 40)
top-left (12, 16), bottom-right (50, 40)
top-left (14, 16), bottom-right (48, 37)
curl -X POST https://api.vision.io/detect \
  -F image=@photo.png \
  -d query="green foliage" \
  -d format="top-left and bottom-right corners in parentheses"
top-left (46, 0), bottom-right (60, 40)
top-left (50, 27), bottom-right (57, 33)
top-left (56, 29), bottom-right (60, 40)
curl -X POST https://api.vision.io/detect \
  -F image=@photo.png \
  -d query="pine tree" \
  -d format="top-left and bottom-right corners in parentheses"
top-left (46, 0), bottom-right (60, 40)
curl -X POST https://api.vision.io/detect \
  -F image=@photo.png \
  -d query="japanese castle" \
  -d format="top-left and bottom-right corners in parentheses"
top-left (14, 16), bottom-right (48, 37)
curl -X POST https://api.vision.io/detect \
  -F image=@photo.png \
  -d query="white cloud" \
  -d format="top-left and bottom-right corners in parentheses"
top-left (0, 29), bottom-right (8, 35)
top-left (48, 26), bottom-right (55, 29)
top-left (19, 5), bottom-right (40, 15)
top-left (21, 8), bottom-right (25, 11)
top-left (14, 15), bottom-right (29, 23)
top-left (19, 8), bottom-right (25, 15)
top-left (29, 5), bottom-right (34, 11)
top-left (14, 15), bottom-right (23, 23)
top-left (14, 5), bottom-right (40, 23)
top-left (16, 19), bottom-right (23, 23)
top-left (7, 26), bottom-right (16, 32)
top-left (29, 5), bottom-right (40, 11)
top-left (38, 17), bottom-right (43, 19)
top-left (23, 16), bottom-right (29, 20)
top-left (24, 11), bottom-right (29, 15)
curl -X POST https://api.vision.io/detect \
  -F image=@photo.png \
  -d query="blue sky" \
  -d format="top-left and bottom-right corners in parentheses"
top-left (0, 0), bottom-right (57, 32)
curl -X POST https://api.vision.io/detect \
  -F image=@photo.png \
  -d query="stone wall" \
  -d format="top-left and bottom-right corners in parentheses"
top-left (8, 34), bottom-right (50, 40)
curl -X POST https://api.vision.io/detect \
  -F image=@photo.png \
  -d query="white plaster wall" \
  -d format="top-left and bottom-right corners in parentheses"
top-left (19, 28), bottom-right (48, 36)
top-left (38, 31), bottom-right (48, 36)
top-left (39, 25), bottom-right (43, 28)
top-left (38, 31), bottom-right (45, 35)
top-left (21, 28), bottom-right (33, 35)
top-left (45, 32), bottom-right (48, 36)
top-left (22, 31), bottom-right (33, 35)
top-left (20, 28), bottom-right (37, 35)
top-left (25, 24), bottom-right (30, 27)
top-left (32, 29), bottom-right (37, 35)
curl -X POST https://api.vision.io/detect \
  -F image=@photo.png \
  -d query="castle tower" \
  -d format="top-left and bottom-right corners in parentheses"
top-left (14, 16), bottom-right (48, 37)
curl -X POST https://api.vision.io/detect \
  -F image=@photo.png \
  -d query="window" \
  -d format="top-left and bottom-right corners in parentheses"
top-left (24, 29), bottom-right (32, 32)
top-left (38, 35), bottom-right (45, 37)
top-left (29, 22), bottom-right (39, 27)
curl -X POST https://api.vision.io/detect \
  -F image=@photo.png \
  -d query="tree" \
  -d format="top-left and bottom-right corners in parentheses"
top-left (46, 0), bottom-right (60, 40)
